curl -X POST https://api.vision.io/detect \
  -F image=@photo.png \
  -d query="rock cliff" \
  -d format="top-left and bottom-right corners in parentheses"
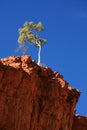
top-left (72, 115), bottom-right (87, 130)
top-left (0, 55), bottom-right (86, 130)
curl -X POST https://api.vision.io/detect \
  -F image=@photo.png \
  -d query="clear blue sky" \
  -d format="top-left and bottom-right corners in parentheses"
top-left (0, 0), bottom-right (87, 116)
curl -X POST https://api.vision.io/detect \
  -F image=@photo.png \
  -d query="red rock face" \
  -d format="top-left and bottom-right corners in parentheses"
top-left (0, 55), bottom-right (86, 130)
top-left (72, 115), bottom-right (87, 130)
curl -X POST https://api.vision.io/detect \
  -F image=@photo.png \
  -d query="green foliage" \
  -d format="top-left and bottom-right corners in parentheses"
top-left (18, 21), bottom-right (47, 48)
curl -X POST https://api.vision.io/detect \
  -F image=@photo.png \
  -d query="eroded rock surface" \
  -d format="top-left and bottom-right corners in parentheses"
top-left (72, 115), bottom-right (87, 130)
top-left (0, 55), bottom-right (85, 130)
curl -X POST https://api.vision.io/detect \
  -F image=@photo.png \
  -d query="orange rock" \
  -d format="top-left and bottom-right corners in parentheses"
top-left (0, 55), bottom-right (85, 130)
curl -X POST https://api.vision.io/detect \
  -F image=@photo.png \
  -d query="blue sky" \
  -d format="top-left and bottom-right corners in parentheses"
top-left (0, 0), bottom-right (87, 116)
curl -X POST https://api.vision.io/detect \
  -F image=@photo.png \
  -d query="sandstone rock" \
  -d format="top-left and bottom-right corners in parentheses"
top-left (0, 55), bottom-right (86, 130)
top-left (72, 115), bottom-right (87, 130)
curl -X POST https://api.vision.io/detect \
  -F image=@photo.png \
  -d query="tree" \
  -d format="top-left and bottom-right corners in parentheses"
top-left (18, 21), bottom-right (47, 65)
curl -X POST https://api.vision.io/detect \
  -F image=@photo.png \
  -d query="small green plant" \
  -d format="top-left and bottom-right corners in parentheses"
top-left (18, 21), bottom-right (47, 65)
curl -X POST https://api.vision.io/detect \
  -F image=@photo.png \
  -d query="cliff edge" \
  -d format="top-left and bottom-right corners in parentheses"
top-left (0, 55), bottom-right (86, 130)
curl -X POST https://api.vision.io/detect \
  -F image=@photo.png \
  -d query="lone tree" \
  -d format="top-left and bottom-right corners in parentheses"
top-left (18, 21), bottom-right (47, 65)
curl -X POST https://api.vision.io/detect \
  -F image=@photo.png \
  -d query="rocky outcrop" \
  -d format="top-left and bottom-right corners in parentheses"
top-left (72, 115), bottom-right (87, 130)
top-left (0, 55), bottom-right (86, 130)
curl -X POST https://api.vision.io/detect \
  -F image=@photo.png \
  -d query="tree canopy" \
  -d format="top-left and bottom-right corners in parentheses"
top-left (18, 21), bottom-right (47, 47)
